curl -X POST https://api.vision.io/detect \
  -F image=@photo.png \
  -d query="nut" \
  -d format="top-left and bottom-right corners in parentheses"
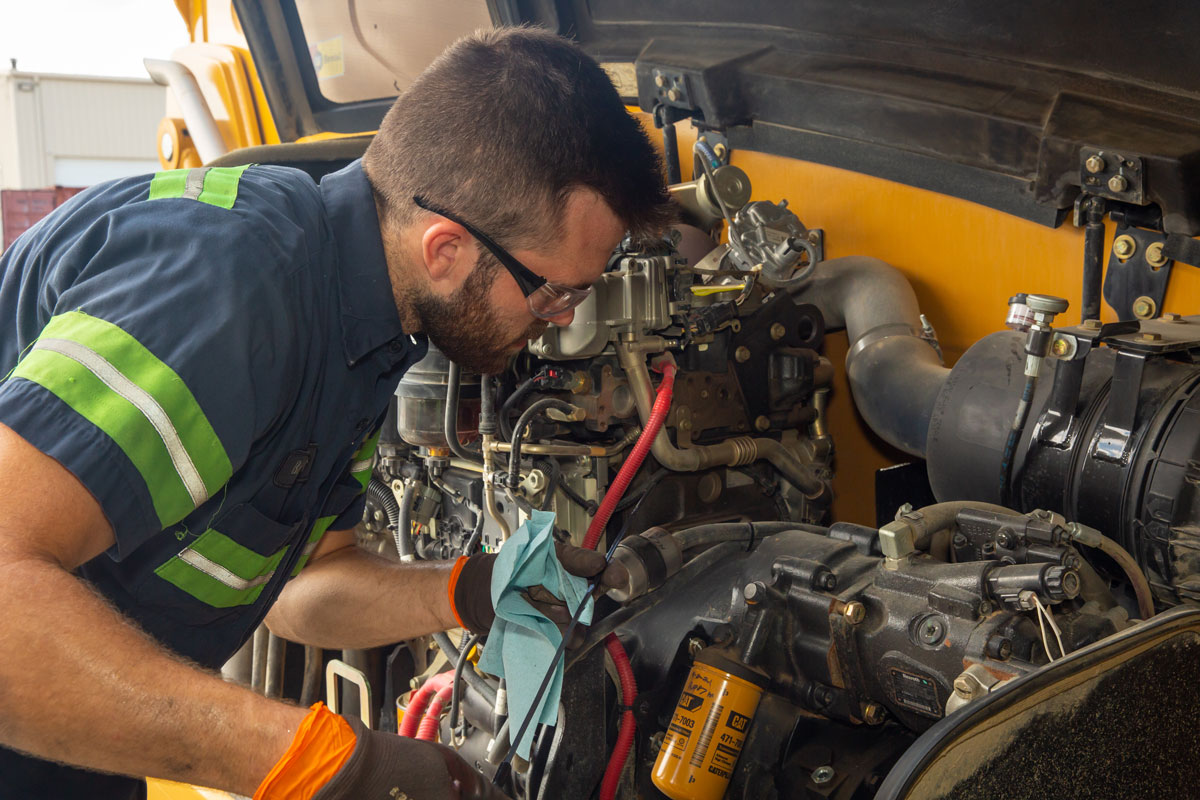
top-left (1163, 312), bottom-right (1185, 322)
top-left (735, 346), bottom-right (751, 362)
top-left (1146, 241), bottom-right (1169, 268)
top-left (1108, 174), bottom-right (1129, 193)
top-left (1113, 235), bottom-right (1136, 259)
top-left (654, 74), bottom-right (667, 87)
top-left (769, 322), bottom-right (787, 340)
top-left (667, 87), bottom-right (681, 102)
top-left (812, 766), bottom-right (835, 785)
top-left (1081, 318), bottom-right (1103, 330)
top-left (862, 703), bottom-right (886, 725)
top-left (1132, 296), bottom-right (1157, 319)
top-left (1085, 155), bottom-right (1106, 174)
top-left (1140, 332), bottom-right (1163, 342)
top-left (843, 601), bottom-right (866, 624)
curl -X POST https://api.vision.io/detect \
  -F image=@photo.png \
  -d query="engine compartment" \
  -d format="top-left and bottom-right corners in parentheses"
top-left (341, 141), bottom-right (1200, 799)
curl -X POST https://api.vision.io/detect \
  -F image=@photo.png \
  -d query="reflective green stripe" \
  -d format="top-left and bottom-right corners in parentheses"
top-left (156, 529), bottom-right (288, 607)
top-left (147, 169), bottom-right (188, 201)
top-left (147, 165), bottom-right (250, 210)
top-left (350, 429), bottom-right (380, 491)
top-left (9, 311), bottom-right (231, 526)
top-left (291, 515), bottom-right (338, 576)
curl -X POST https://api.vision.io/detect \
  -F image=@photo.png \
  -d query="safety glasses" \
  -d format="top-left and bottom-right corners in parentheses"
top-left (413, 195), bottom-right (594, 320)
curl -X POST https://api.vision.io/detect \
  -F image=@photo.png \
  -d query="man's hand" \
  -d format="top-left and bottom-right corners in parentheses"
top-left (256, 704), bottom-right (510, 800)
top-left (449, 542), bottom-right (629, 636)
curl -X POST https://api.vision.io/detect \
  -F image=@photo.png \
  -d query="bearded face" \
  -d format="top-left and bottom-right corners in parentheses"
top-left (411, 257), bottom-right (549, 375)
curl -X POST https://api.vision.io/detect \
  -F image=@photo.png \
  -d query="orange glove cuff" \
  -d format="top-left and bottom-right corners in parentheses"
top-left (253, 702), bottom-right (358, 800)
top-left (447, 554), bottom-right (470, 630)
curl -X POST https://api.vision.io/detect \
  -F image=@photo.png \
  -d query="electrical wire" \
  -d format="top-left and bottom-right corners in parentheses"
top-left (449, 634), bottom-right (482, 738)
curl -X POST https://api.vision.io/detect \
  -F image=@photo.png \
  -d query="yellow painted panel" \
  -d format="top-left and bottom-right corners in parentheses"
top-left (147, 778), bottom-right (237, 800)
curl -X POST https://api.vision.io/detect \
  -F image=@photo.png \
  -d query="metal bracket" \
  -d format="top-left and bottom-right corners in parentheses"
top-left (1079, 147), bottom-right (1145, 205)
top-left (326, 658), bottom-right (374, 728)
top-left (1102, 224), bottom-right (1172, 320)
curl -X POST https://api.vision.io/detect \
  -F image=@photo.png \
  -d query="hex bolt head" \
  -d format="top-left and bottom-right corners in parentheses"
top-left (1163, 312), bottom-right (1185, 322)
top-left (1085, 155), bottom-right (1106, 174)
top-left (1113, 235), bottom-right (1136, 259)
top-left (1145, 241), bottom-right (1169, 268)
top-left (1108, 174), bottom-right (1129, 193)
top-left (812, 766), bottom-right (836, 785)
top-left (843, 601), bottom-right (866, 624)
top-left (667, 87), bottom-right (682, 102)
top-left (1141, 332), bottom-right (1163, 342)
top-left (743, 582), bottom-right (767, 604)
top-left (654, 74), bottom-right (667, 87)
top-left (754, 415), bottom-right (771, 432)
top-left (769, 322), bottom-right (787, 340)
top-left (1132, 296), bottom-right (1157, 319)
top-left (1081, 318), bottom-right (1103, 330)
top-left (953, 675), bottom-right (974, 697)
top-left (862, 703), bottom-right (886, 725)
top-left (735, 346), bottom-right (751, 362)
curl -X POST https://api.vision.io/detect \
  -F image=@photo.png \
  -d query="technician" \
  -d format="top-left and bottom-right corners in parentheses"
top-left (0, 27), bottom-right (671, 800)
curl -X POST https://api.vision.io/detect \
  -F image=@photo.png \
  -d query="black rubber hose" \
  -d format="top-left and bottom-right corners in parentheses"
top-left (533, 458), bottom-right (562, 512)
top-left (445, 361), bottom-right (482, 463)
top-left (478, 375), bottom-right (497, 437)
top-left (395, 480), bottom-right (417, 560)
top-left (506, 398), bottom-right (574, 490)
top-left (998, 374), bottom-right (1037, 507)
top-left (433, 632), bottom-right (498, 706)
top-left (498, 377), bottom-right (536, 441)
top-left (449, 633), bottom-right (482, 735)
top-left (366, 477), bottom-right (400, 530)
top-left (462, 507), bottom-right (485, 555)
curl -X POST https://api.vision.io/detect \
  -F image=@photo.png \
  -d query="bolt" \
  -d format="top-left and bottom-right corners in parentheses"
top-left (1132, 296), bottom-right (1157, 319)
top-left (678, 419), bottom-right (692, 432)
top-left (735, 346), bottom-right (751, 362)
top-left (843, 601), bottom-right (866, 624)
top-left (770, 322), bottom-right (787, 340)
top-left (953, 675), bottom-right (974, 696)
top-left (987, 635), bottom-right (1014, 661)
top-left (754, 415), bottom-right (771, 432)
top-left (1163, 312), bottom-right (1185, 322)
top-left (650, 731), bottom-right (666, 752)
top-left (1113, 235), bottom-right (1136, 259)
top-left (1146, 241), bottom-right (1169, 268)
top-left (743, 582), bottom-right (767, 604)
top-left (1108, 174), bottom-right (1129, 193)
top-left (812, 766), bottom-right (836, 785)
top-left (951, 532), bottom-right (968, 549)
top-left (1051, 337), bottom-right (1071, 357)
top-left (687, 637), bottom-right (706, 658)
top-left (713, 142), bottom-right (728, 159)
top-left (654, 74), bottom-right (667, 87)
top-left (918, 616), bottom-right (945, 645)
top-left (667, 87), bottom-right (681, 102)
top-left (862, 703), bottom-right (886, 725)
top-left (1085, 155), bottom-right (1106, 174)
top-left (1141, 331), bottom-right (1163, 342)
top-left (996, 531), bottom-right (1014, 549)
top-left (817, 571), bottom-right (837, 591)
top-left (1081, 318), bottom-right (1103, 330)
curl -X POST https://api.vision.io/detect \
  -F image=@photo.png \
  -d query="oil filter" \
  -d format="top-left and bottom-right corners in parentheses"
top-left (653, 649), bottom-right (766, 800)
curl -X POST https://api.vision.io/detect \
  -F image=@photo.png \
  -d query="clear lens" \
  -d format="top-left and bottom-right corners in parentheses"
top-left (527, 283), bottom-right (594, 320)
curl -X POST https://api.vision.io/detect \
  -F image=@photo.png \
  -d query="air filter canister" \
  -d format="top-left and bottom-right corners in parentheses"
top-left (652, 649), bottom-right (767, 800)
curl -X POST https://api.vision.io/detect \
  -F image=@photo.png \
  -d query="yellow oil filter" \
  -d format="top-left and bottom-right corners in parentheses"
top-left (652, 649), bottom-right (767, 800)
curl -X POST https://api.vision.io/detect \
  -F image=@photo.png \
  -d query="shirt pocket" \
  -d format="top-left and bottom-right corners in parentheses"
top-left (137, 502), bottom-right (300, 624)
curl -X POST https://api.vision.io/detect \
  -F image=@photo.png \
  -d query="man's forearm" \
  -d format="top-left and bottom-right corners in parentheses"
top-left (0, 557), bottom-right (305, 794)
top-left (265, 546), bottom-right (460, 649)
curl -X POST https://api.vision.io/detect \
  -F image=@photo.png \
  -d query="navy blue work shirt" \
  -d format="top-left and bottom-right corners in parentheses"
top-left (0, 160), bottom-right (426, 797)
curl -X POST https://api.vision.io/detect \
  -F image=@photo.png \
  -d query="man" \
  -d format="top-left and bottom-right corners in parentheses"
top-left (0, 27), bottom-right (671, 800)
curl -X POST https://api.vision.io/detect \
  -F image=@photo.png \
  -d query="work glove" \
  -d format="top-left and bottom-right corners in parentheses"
top-left (255, 703), bottom-right (511, 800)
top-left (448, 542), bottom-right (628, 637)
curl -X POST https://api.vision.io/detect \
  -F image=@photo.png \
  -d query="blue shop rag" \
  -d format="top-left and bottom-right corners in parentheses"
top-left (477, 510), bottom-right (593, 759)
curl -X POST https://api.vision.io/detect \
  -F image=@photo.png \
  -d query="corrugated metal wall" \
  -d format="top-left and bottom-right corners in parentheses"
top-left (0, 72), bottom-right (164, 190)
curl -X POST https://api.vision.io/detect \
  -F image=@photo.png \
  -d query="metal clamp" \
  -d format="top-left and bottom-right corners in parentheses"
top-left (326, 658), bottom-right (373, 728)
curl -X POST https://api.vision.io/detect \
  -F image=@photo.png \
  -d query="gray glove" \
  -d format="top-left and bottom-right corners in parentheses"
top-left (314, 716), bottom-right (512, 800)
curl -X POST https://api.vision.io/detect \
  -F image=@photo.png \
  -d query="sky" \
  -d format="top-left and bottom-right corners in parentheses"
top-left (0, 0), bottom-right (188, 78)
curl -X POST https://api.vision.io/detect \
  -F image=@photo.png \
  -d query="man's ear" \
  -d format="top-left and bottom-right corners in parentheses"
top-left (419, 218), bottom-right (479, 296)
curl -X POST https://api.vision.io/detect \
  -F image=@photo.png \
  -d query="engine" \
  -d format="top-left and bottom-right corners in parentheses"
top-left (356, 140), bottom-right (1195, 799)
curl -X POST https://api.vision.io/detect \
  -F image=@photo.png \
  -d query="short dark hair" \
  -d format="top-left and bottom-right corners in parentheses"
top-left (362, 26), bottom-right (672, 250)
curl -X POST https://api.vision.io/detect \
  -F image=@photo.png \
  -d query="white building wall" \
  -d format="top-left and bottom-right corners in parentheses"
top-left (0, 71), bottom-right (165, 190)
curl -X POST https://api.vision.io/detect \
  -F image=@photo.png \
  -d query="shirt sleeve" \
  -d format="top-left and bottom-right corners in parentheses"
top-left (0, 169), bottom-right (311, 558)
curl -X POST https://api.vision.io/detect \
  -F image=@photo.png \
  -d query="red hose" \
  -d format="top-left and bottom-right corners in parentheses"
top-left (399, 671), bottom-right (452, 738)
top-left (583, 362), bottom-right (677, 551)
top-left (599, 633), bottom-right (637, 800)
top-left (416, 682), bottom-right (455, 741)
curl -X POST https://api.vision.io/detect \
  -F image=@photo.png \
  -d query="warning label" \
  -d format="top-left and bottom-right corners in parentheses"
top-left (310, 36), bottom-right (345, 80)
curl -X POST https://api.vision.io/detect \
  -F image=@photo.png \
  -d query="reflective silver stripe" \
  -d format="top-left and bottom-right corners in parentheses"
top-left (302, 539), bottom-right (321, 557)
top-left (178, 547), bottom-right (272, 591)
top-left (34, 338), bottom-right (209, 508)
top-left (182, 167), bottom-right (210, 200)
top-left (350, 457), bottom-right (373, 474)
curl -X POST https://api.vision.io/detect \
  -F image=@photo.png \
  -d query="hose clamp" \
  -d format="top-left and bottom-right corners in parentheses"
top-left (845, 322), bottom-right (922, 366)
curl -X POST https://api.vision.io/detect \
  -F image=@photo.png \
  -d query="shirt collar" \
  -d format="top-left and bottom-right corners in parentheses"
top-left (320, 159), bottom-right (411, 365)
